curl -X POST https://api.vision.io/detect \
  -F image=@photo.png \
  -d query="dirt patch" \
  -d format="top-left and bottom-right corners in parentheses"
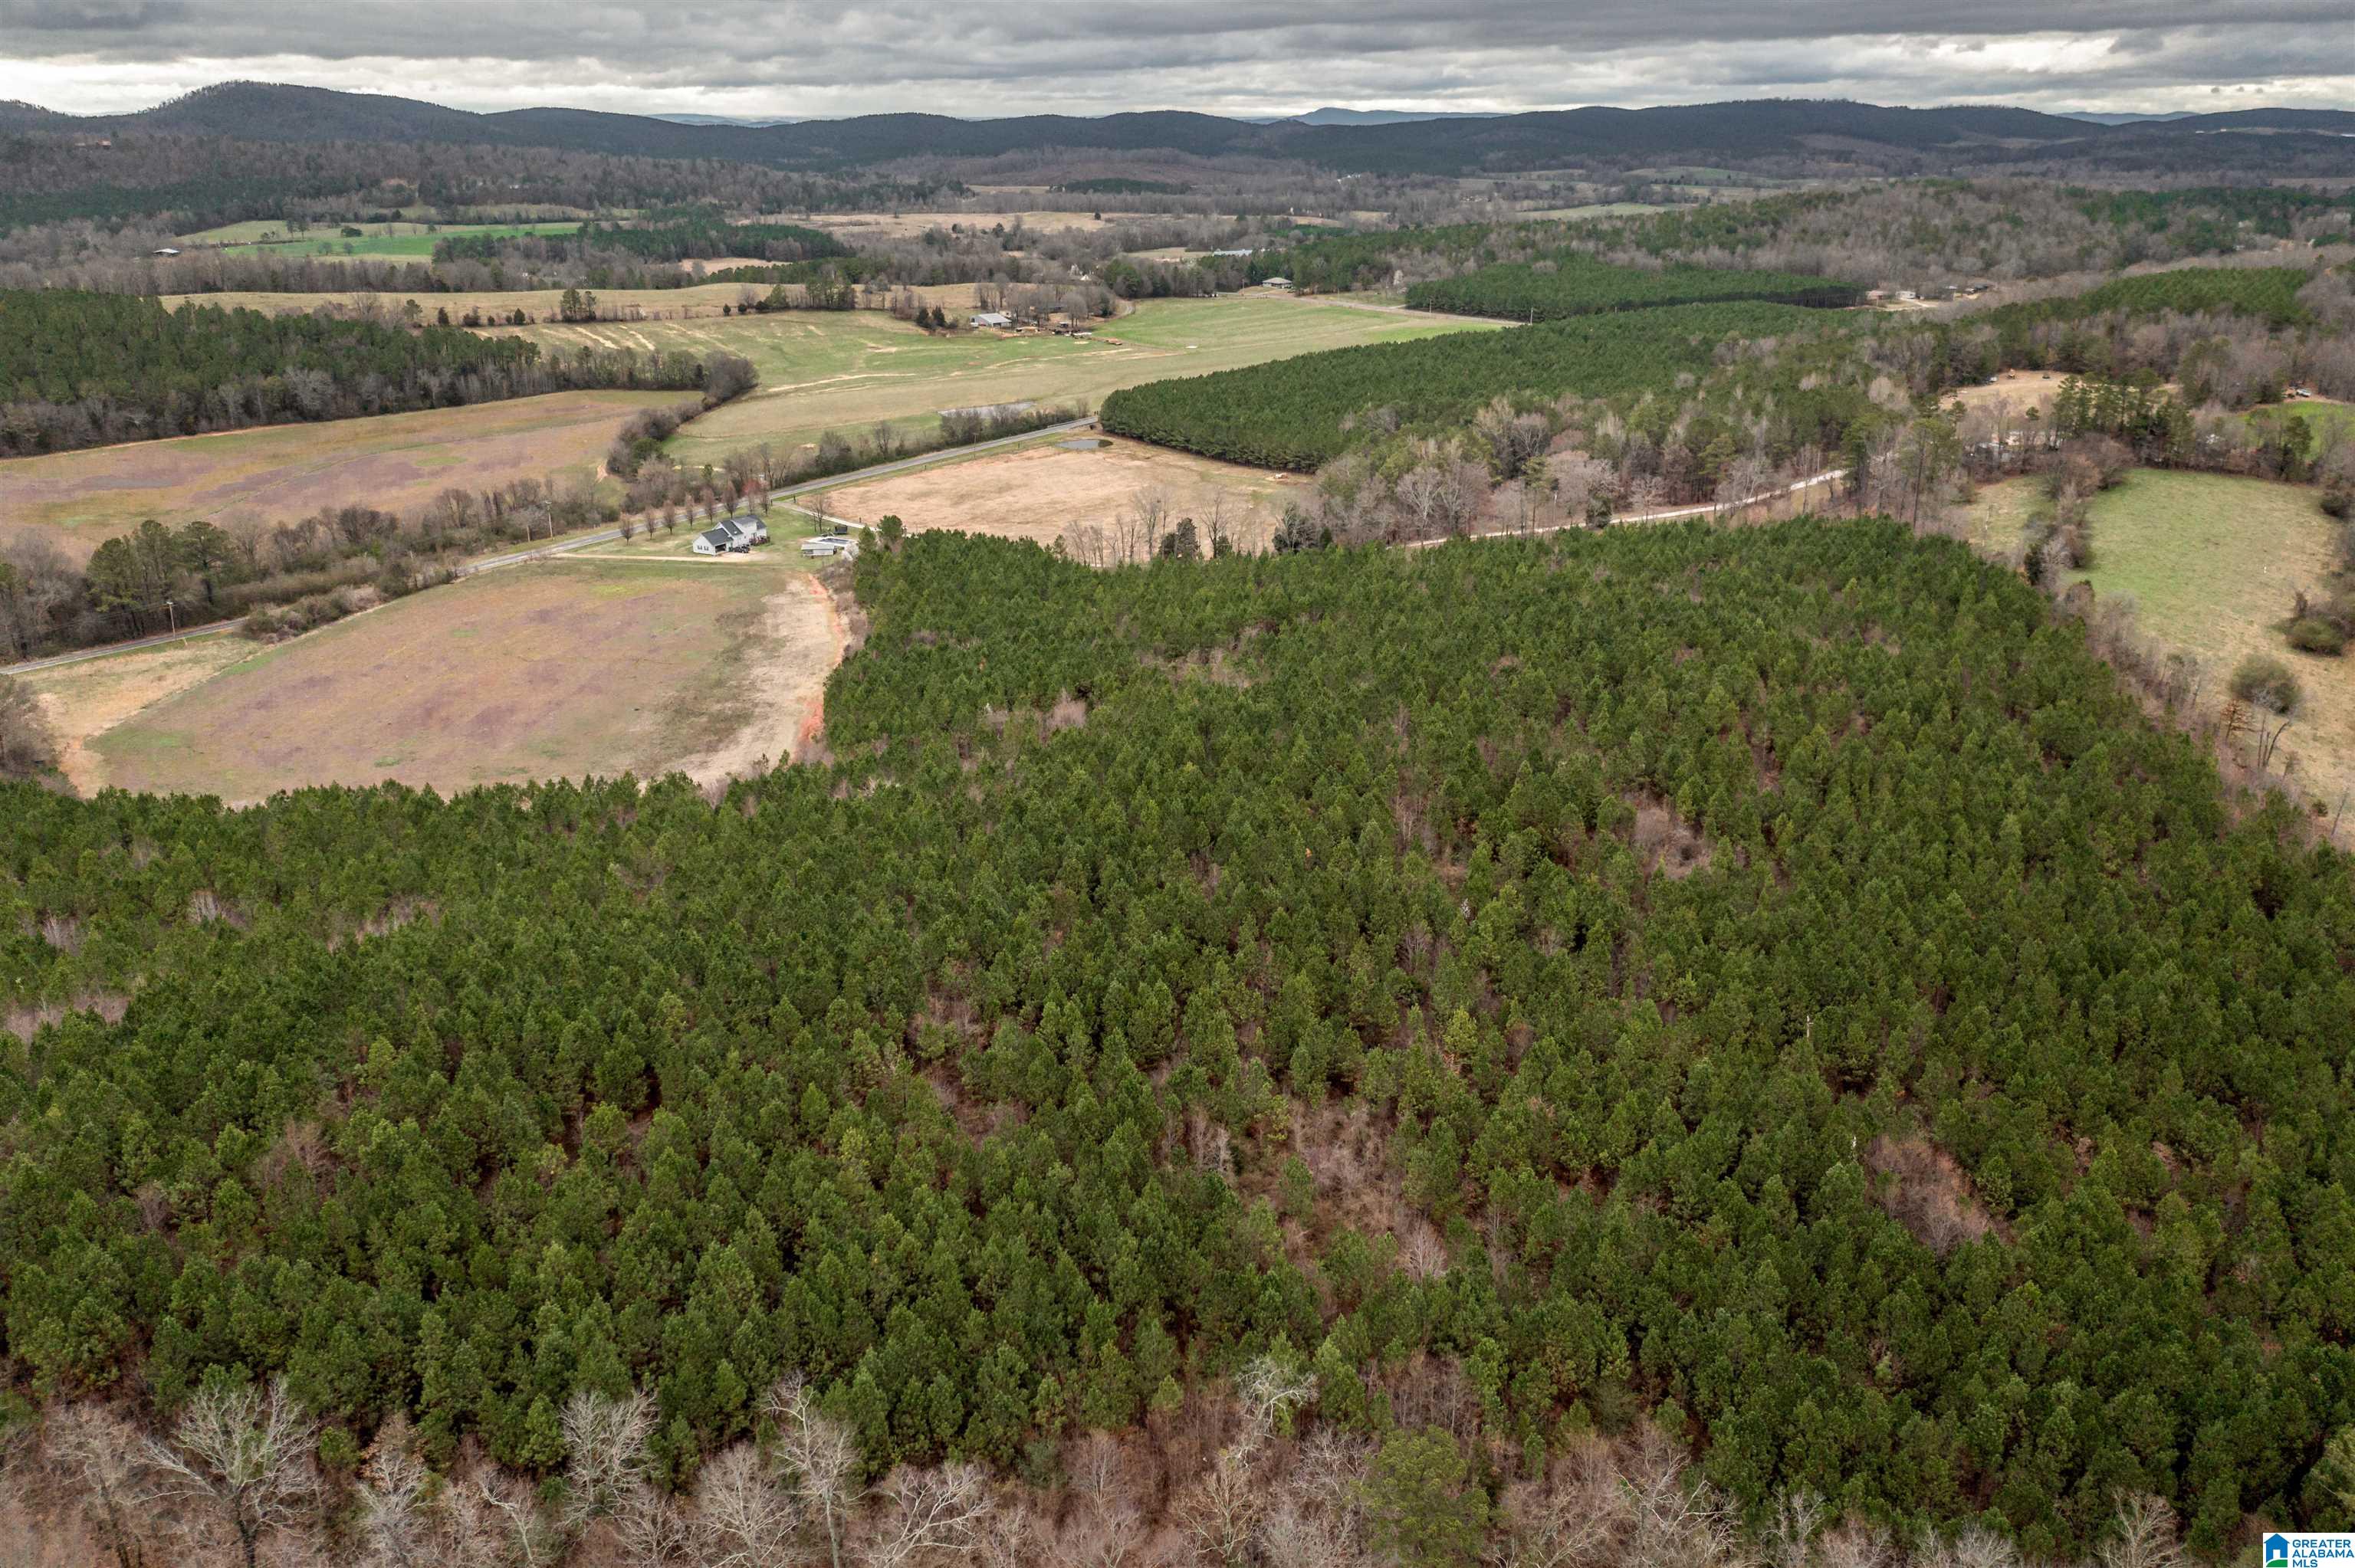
top-left (675, 573), bottom-right (849, 785)
top-left (1864, 1135), bottom-right (2007, 1254)
top-left (4, 991), bottom-right (131, 1044)
top-left (822, 435), bottom-right (1302, 550)
top-left (24, 634), bottom-right (256, 795)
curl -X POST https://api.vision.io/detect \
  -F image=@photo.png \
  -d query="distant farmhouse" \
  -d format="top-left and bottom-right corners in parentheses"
top-left (1208, 248), bottom-right (1253, 258)
top-left (1260, 276), bottom-right (1294, 291)
top-left (690, 514), bottom-right (769, 556)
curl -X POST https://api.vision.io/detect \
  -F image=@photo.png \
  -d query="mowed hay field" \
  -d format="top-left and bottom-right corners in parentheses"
top-left (89, 558), bottom-right (842, 800)
top-left (490, 296), bottom-right (1500, 470)
top-left (819, 435), bottom-right (1305, 549)
top-left (1968, 469), bottom-right (2355, 805)
top-left (0, 391), bottom-right (678, 561)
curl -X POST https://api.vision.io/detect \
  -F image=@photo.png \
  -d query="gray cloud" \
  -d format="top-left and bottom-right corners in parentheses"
top-left (3, 0), bottom-right (2348, 117)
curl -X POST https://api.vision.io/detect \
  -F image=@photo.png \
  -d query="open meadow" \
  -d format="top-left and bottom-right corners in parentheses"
top-left (0, 390), bottom-right (678, 559)
top-left (1968, 468), bottom-right (2355, 809)
top-left (74, 554), bottom-right (840, 800)
top-left (522, 294), bottom-right (1503, 469)
top-left (816, 433), bottom-right (1306, 548)
top-left (173, 219), bottom-right (583, 261)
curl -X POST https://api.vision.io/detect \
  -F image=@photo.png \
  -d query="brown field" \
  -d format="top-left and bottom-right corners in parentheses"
top-left (1948, 369), bottom-right (2074, 418)
top-left (0, 391), bottom-right (677, 561)
top-left (818, 435), bottom-right (1306, 549)
top-left (1944, 369), bottom-right (2182, 422)
top-left (160, 280), bottom-right (983, 324)
top-left (87, 557), bottom-right (842, 800)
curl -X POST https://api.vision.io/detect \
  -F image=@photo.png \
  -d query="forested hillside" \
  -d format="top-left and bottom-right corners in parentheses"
top-left (1404, 256), bottom-right (1860, 320)
top-left (1100, 301), bottom-right (1825, 468)
top-left (0, 290), bottom-right (723, 454)
top-left (4, 522), bottom-right (2352, 1560)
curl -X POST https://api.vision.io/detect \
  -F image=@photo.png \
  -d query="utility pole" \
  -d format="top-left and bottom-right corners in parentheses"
top-left (164, 598), bottom-right (176, 635)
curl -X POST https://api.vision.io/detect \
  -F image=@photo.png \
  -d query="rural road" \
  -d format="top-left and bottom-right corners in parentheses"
top-left (4, 417), bottom-right (1099, 677)
top-left (1399, 467), bottom-right (1851, 550)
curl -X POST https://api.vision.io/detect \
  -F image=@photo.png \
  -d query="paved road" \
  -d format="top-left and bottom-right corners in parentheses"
top-left (4, 418), bottom-right (1098, 677)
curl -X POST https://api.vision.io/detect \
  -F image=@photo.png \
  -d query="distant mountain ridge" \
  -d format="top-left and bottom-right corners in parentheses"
top-left (10, 82), bottom-right (2353, 175)
top-left (1287, 107), bottom-right (1504, 126)
top-left (2061, 111), bottom-right (2199, 125)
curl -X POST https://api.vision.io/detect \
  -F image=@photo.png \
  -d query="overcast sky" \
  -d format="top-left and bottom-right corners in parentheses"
top-left (3, 0), bottom-right (2350, 120)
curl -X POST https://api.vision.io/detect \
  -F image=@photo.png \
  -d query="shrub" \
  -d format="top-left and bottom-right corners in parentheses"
top-left (2231, 653), bottom-right (2304, 712)
top-left (2288, 617), bottom-right (2349, 655)
top-left (2322, 487), bottom-right (2352, 521)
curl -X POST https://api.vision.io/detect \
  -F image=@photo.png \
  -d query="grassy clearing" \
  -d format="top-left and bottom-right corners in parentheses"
top-left (0, 391), bottom-right (677, 561)
top-left (491, 295), bottom-right (1499, 471)
top-left (21, 634), bottom-right (254, 796)
top-left (174, 220), bottom-right (582, 261)
top-left (1968, 468), bottom-right (2355, 806)
top-left (2246, 399), bottom-right (2355, 444)
top-left (821, 434), bottom-right (1306, 551)
top-left (90, 558), bottom-right (822, 799)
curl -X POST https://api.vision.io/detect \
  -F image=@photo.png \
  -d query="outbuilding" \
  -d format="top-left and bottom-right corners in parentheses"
top-left (800, 533), bottom-right (860, 559)
top-left (970, 311), bottom-right (1014, 329)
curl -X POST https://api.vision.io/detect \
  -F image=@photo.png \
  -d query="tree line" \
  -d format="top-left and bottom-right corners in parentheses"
top-left (1404, 255), bottom-right (1862, 321)
top-left (1101, 302), bottom-right (1828, 471)
top-left (0, 289), bottom-right (723, 457)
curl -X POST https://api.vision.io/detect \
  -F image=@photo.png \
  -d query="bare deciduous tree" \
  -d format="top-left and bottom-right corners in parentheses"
top-left (1175, 1441), bottom-right (1263, 1568)
top-left (2092, 1494), bottom-right (2183, 1568)
top-left (140, 1379), bottom-right (320, 1568)
top-left (1235, 1355), bottom-right (1315, 1441)
top-left (455, 1468), bottom-right (560, 1568)
top-left (44, 1404), bottom-right (148, 1568)
top-left (695, 1444), bottom-right (805, 1568)
top-left (560, 1389), bottom-right (657, 1530)
top-left (859, 1462), bottom-right (993, 1568)
top-left (613, 1478), bottom-right (698, 1568)
top-left (353, 1413), bottom-right (430, 1568)
top-left (769, 1376), bottom-right (860, 1568)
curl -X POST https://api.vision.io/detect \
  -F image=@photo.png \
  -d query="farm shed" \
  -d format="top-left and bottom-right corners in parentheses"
top-left (800, 534), bottom-right (859, 559)
top-left (969, 311), bottom-right (1014, 329)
